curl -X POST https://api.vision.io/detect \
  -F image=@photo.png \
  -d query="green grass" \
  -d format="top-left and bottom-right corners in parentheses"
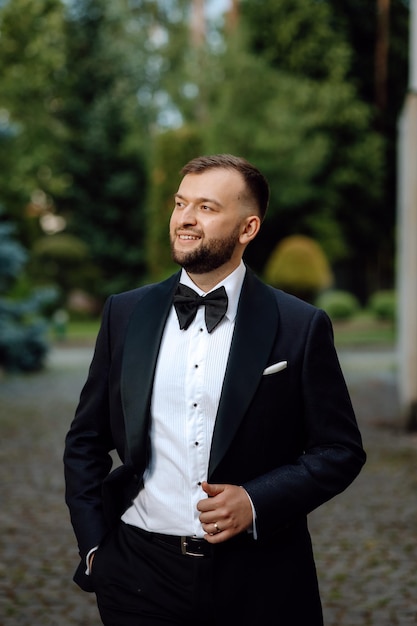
top-left (66, 319), bottom-right (100, 338)
top-left (51, 312), bottom-right (396, 349)
top-left (333, 313), bottom-right (396, 348)
top-left (49, 318), bottom-right (100, 345)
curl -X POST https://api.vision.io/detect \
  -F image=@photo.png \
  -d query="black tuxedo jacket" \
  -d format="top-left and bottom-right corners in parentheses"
top-left (64, 267), bottom-right (365, 621)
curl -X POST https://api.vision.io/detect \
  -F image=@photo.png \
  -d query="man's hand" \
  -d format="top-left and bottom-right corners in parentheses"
top-left (197, 481), bottom-right (253, 543)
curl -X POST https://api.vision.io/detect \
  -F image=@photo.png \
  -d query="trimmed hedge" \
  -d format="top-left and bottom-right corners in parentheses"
top-left (315, 290), bottom-right (361, 321)
top-left (368, 290), bottom-right (396, 321)
top-left (264, 235), bottom-right (333, 303)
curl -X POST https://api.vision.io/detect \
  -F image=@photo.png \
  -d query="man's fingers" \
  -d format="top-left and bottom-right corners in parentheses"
top-left (201, 481), bottom-right (224, 497)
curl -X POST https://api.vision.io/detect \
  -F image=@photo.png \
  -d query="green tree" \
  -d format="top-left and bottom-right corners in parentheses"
top-left (331, 0), bottom-right (409, 292)
top-left (145, 126), bottom-right (204, 281)
top-left (237, 0), bottom-right (407, 298)
top-left (55, 0), bottom-right (149, 298)
top-left (241, 0), bottom-right (353, 83)
top-left (202, 21), bottom-right (383, 300)
top-left (0, 0), bottom-right (67, 248)
top-left (0, 0), bottom-right (205, 298)
top-left (331, 0), bottom-right (409, 125)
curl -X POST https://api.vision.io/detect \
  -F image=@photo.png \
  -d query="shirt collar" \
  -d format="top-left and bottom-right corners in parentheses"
top-left (179, 260), bottom-right (246, 323)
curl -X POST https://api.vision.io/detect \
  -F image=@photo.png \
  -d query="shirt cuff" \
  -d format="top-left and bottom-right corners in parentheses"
top-left (241, 486), bottom-right (257, 540)
top-left (85, 546), bottom-right (98, 575)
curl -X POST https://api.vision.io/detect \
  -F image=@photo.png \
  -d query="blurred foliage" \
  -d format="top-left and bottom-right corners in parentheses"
top-left (315, 289), bottom-right (361, 321)
top-left (237, 0), bottom-right (409, 300)
top-left (53, 0), bottom-right (150, 299)
top-left (368, 289), bottom-right (396, 321)
top-left (30, 233), bottom-right (100, 305)
top-left (0, 318), bottom-right (48, 372)
top-left (0, 0), bottom-right (410, 305)
top-left (146, 126), bottom-right (204, 281)
top-left (222, 0), bottom-right (386, 299)
top-left (264, 234), bottom-right (333, 303)
top-left (241, 0), bottom-right (353, 82)
top-left (0, 211), bottom-right (54, 372)
top-left (0, 0), bottom-right (67, 247)
top-left (0, 220), bottom-right (27, 291)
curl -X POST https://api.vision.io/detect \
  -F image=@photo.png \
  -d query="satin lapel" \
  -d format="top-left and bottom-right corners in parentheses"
top-left (208, 270), bottom-right (279, 476)
top-left (121, 273), bottom-right (180, 471)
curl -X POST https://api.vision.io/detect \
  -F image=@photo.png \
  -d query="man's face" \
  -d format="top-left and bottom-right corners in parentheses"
top-left (169, 168), bottom-right (250, 275)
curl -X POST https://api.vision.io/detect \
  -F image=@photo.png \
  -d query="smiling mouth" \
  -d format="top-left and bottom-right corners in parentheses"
top-left (178, 233), bottom-right (201, 241)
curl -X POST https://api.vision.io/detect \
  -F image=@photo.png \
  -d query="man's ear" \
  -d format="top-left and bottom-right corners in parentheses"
top-left (239, 215), bottom-right (261, 244)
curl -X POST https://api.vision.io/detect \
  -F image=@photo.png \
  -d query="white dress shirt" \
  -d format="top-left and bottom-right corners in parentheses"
top-left (121, 261), bottom-right (247, 537)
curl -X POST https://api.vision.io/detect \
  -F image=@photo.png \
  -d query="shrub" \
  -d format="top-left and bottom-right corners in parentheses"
top-left (0, 212), bottom-right (53, 372)
top-left (31, 233), bottom-right (100, 304)
top-left (315, 290), bottom-right (360, 321)
top-left (264, 235), bottom-right (333, 303)
top-left (0, 315), bottom-right (48, 372)
top-left (368, 290), bottom-right (396, 321)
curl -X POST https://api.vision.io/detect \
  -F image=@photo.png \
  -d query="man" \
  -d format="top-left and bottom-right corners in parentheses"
top-left (64, 154), bottom-right (366, 625)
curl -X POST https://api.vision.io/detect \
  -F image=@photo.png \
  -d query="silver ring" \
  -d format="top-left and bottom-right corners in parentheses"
top-left (214, 522), bottom-right (221, 533)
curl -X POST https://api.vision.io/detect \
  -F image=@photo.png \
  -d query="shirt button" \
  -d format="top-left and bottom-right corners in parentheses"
top-left (197, 481), bottom-right (202, 486)
top-left (195, 441), bottom-right (199, 446)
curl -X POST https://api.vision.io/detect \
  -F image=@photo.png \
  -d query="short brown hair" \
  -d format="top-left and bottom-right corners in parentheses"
top-left (180, 154), bottom-right (270, 221)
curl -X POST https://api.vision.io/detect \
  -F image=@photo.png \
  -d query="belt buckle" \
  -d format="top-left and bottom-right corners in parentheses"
top-left (181, 536), bottom-right (205, 557)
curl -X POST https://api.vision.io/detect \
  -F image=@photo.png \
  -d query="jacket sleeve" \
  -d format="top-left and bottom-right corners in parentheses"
top-left (63, 296), bottom-right (115, 563)
top-left (243, 308), bottom-right (366, 540)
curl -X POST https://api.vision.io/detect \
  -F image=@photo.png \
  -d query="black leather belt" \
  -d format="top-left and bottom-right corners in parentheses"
top-left (129, 525), bottom-right (212, 557)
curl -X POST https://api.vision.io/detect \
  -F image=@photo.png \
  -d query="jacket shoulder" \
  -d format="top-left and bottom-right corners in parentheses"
top-left (247, 267), bottom-right (320, 318)
top-left (271, 286), bottom-right (318, 315)
top-left (106, 273), bottom-right (180, 316)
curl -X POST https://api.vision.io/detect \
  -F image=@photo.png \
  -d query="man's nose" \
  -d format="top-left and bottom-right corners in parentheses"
top-left (180, 203), bottom-right (197, 224)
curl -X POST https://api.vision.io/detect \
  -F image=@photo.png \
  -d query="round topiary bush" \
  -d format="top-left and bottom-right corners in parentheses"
top-left (367, 290), bottom-right (396, 321)
top-left (264, 235), bottom-right (333, 303)
top-left (315, 290), bottom-right (361, 321)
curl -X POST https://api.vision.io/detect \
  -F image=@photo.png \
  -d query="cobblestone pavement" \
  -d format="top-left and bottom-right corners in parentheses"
top-left (1, 345), bottom-right (416, 625)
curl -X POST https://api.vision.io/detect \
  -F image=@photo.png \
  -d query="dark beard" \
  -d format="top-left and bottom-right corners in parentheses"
top-left (171, 226), bottom-right (240, 274)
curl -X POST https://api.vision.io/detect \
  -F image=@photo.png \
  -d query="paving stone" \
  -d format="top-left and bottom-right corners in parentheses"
top-left (1, 345), bottom-right (416, 625)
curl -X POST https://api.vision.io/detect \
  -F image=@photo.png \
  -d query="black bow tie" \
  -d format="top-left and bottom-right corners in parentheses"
top-left (173, 284), bottom-right (228, 333)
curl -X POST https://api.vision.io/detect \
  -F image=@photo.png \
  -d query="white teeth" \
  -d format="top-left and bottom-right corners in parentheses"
top-left (179, 235), bottom-right (198, 240)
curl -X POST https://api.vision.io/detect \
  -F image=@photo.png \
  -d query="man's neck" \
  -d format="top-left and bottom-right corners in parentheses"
top-left (184, 260), bottom-right (242, 293)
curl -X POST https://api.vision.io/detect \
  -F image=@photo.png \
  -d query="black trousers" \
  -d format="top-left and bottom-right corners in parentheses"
top-left (91, 522), bottom-right (216, 626)
top-left (91, 520), bottom-right (324, 626)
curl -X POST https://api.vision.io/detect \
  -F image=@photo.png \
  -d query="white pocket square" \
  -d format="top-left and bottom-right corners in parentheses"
top-left (262, 360), bottom-right (288, 376)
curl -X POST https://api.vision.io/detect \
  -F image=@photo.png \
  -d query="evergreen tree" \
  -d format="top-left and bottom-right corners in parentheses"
top-left (0, 213), bottom-right (52, 372)
top-left (56, 0), bottom-right (149, 298)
